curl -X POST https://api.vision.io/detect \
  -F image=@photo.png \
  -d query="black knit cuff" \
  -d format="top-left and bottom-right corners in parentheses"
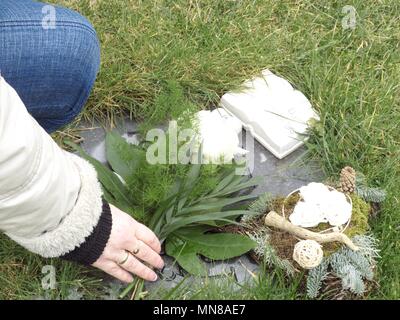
top-left (61, 200), bottom-right (112, 265)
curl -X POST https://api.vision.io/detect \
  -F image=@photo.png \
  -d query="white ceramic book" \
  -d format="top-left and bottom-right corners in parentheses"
top-left (220, 69), bottom-right (320, 159)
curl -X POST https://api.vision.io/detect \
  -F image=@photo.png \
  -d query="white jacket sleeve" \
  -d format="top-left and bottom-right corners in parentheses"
top-left (0, 75), bottom-right (106, 259)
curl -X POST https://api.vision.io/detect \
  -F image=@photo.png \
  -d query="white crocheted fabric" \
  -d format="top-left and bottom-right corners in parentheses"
top-left (289, 182), bottom-right (352, 228)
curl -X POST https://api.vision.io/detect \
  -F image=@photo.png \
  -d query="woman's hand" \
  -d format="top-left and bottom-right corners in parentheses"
top-left (92, 204), bottom-right (164, 283)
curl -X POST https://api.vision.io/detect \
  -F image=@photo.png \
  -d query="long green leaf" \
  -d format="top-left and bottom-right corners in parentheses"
top-left (184, 164), bottom-right (202, 189)
top-left (105, 131), bottom-right (145, 181)
top-left (178, 194), bottom-right (257, 215)
top-left (165, 226), bottom-right (256, 275)
top-left (160, 210), bottom-right (254, 238)
top-left (175, 228), bottom-right (256, 260)
top-left (67, 141), bottom-right (135, 215)
top-left (149, 179), bottom-right (182, 233)
top-left (176, 164), bottom-right (202, 211)
top-left (203, 176), bottom-right (262, 199)
top-left (213, 169), bottom-right (237, 193)
top-left (165, 234), bottom-right (207, 276)
top-left (150, 165), bottom-right (200, 231)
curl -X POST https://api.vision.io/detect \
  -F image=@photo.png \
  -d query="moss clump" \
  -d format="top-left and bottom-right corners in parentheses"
top-left (323, 194), bottom-right (370, 256)
top-left (268, 231), bottom-right (298, 262)
top-left (344, 193), bottom-right (371, 238)
top-left (271, 194), bottom-right (300, 216)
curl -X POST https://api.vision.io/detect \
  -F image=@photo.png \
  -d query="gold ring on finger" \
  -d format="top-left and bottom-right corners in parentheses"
top-left (117, 250), bottom-right (130, 265)
top-left (130, 242), bottom-right (141, 255)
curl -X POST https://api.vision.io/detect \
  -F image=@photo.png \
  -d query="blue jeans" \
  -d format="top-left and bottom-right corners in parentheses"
top-left (0, 0), bottom-right (100, 132)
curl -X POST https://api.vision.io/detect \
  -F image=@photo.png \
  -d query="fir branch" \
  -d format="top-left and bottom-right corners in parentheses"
top-left (355, 185), bottom-right (386, 203)
top-left (248, 192), bottom-right (273, 215)
top-left (306, 260), bottom-right (329, 298)
top-left (355, 173), bottom-right (386, 203)
top-left (353, 234), bottom-right (380, 263)
top-left (341, 248), bottom-right (374, 280)
top-left (327, 235), bottom-right (379, 296)
top-left (248, 231), bottom-right (295, 277)
top-left (337, 265), bottom-right (365, 295)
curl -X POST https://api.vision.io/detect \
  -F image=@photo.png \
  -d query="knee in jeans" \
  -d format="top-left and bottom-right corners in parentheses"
top-left (51, 15), bottom-right (101, 127)
top-left (0, 3), bottom-right (101, 132)
top-left (39, 22), bottom-right (100, 131)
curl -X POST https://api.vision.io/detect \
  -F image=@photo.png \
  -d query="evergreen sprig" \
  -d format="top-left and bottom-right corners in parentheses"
top-left (306, 234), bottom-right (379, 298)
top-left (355, 173), bottom-right (386, 203)
top-left (248, 192), bottom-right (273, 215)
top-left (249, 232), bottom-right (295, 277)
top-left (306, 261), bottom-right (329, 298)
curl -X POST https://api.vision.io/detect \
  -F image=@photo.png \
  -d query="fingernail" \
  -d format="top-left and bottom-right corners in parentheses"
top-left (152, 274), bottom-right (158, 282)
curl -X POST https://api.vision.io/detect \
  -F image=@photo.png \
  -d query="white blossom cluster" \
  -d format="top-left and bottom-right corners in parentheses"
top-left (192, 109), bottom-right (247, 164)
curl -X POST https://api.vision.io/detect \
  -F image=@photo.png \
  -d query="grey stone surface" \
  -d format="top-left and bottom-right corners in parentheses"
top-left (78, 119), bottom-right (141, 164)
top-left (77, 117), bottom-right (324, 293)
top-left (246, 132), bottom-right (324, 197)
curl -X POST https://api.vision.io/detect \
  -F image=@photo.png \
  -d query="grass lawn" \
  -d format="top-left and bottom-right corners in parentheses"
top-left (0, 0), bottom-right (398, 299)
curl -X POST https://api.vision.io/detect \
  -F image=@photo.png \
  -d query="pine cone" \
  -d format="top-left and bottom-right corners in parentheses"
top-left (339, 166), bottom-right (356, 193)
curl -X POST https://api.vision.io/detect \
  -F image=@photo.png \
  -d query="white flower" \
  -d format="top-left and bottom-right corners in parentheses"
top-left (192, 110), bottom-right (247, 164)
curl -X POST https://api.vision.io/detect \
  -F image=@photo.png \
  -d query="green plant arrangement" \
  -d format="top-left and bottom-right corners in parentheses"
top-left (68, 127), bottom-right (387, 300)
top-left (68, 132), bottom-right (260, 299)
top-left (230, 166), bottom-right (386, 299)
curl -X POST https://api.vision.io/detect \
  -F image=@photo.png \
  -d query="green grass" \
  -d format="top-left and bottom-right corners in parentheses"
top-left (148, 268), bottom-right (305, 300)
top-left (0, 234), bottom-right (107, 300)
top-left (0, 0), bottom-right (399, 299)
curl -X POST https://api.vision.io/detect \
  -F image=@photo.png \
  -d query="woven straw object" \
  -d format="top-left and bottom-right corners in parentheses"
top-left (293, 240), bottom-right (324, 269)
